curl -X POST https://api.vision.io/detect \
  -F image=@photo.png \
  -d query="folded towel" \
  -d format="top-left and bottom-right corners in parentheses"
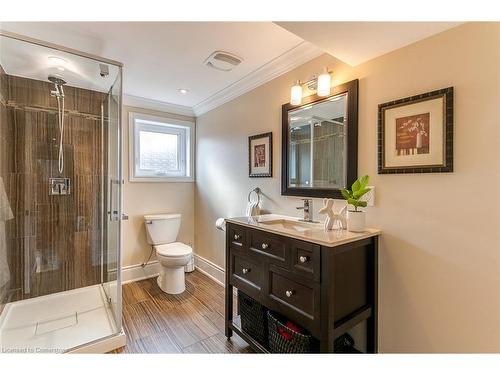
top-left (245, 201), bottom-right (260, 217)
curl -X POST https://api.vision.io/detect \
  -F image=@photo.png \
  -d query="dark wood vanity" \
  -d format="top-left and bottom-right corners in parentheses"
top-left (224, 217), bottom-right (379, 353)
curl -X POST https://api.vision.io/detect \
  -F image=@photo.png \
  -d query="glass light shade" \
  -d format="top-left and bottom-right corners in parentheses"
top-left (290, 83), bottom-right (303, 105)
top-left (317, 72), bottom-right (331, 97)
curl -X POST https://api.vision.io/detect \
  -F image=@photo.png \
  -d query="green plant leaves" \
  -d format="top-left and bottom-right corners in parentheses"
top-left (351, 179), bottom-right (361, 192)
top-left (341, 189), bottom-right (351, 200)
top-left (347, 198), bottom-right (359, 206)
top-left (359, 175), bottom-right (369, 188)
top-left (343, 175), bottom-right (371, 209)
top-left (353, 187), bottom-right (371, 199)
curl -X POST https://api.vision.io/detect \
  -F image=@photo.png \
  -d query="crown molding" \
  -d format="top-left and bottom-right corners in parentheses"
top-left (123, 94), bottom-right (195, 117)
top-left (192, 41), bottom-right (324, 116)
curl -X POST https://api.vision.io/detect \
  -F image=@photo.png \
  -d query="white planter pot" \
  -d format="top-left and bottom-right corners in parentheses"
top-left (346, 210), bottom-right (366, 232)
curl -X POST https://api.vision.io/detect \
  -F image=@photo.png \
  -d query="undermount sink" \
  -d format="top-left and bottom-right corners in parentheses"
top-left (259, 218), bottom-right (319, 232)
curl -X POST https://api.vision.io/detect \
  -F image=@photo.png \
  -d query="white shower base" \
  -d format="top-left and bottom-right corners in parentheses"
top-left (0, 285), bottom-right (125, 353)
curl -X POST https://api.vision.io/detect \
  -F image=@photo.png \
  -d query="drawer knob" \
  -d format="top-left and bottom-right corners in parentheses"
top-left (233, 234), bottom-right (241, 241)
top-left (299, 256), bottom-right (309, 263)
top-left (242, 268), bottom-right (250, 275)
top-left (261, 243), bottom-right (269, 250)
top-left (285, 290), bottom-right (294, 298)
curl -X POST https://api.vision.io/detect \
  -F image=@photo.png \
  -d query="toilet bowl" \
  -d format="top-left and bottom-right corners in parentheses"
top-left (144, 214), bottom-right (193, 294)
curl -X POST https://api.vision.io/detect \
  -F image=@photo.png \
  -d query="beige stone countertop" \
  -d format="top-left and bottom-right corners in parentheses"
top-left (225, 214), bottom-right (381, 247)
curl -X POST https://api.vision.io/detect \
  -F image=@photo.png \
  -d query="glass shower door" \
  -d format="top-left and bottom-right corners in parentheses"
top-left (102, 72), bottom-right (122, 332)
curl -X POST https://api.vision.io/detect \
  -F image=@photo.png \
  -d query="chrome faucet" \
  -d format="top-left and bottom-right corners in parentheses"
top-left (296, 199), bottom-right (313, 222)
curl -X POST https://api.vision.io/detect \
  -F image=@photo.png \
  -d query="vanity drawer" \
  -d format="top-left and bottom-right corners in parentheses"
top-left (230, 254), bottom-right (263, 298)
top-left (248, 229), bottom-right (289, 266)
top-left (228, 224), bottom-right (246, 251)
top-left (290, 239), bottom-right (320, 282)
top-left (268, 267), bottom-right (320, 333)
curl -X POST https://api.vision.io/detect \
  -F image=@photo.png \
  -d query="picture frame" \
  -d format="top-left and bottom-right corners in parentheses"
top-left (378, 87), bottom-right (453, 174)
top-left (248, 132), bottom-right (272, 177)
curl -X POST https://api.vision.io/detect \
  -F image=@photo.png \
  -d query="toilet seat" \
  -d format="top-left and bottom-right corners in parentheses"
top-left (155, 242), bottom-right (192, 258)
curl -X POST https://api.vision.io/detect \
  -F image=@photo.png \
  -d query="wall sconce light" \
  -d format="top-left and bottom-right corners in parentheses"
top-left (290, 80), bottom-right (303, 106)
top-left (317, 67), bottom-right (331, 97)
top-left (289, 67), bottom-right (332, 105)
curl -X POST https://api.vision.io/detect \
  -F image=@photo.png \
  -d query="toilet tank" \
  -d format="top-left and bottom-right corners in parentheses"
top-left (144, 214), bottom-right (181, 245)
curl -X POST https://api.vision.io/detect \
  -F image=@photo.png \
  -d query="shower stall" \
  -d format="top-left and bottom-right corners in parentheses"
top-left (0, 31), bottom-right (124, 353)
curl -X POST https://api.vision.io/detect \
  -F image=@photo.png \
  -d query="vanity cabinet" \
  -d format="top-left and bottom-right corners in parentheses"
top-left (225, 221), bottom-right (379, 353)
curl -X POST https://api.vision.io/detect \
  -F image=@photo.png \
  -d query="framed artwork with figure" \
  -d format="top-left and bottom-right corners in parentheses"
top-left (378, 87), bottom-right (453, 174)
top-left (249, 132), bottom-right (272, 177)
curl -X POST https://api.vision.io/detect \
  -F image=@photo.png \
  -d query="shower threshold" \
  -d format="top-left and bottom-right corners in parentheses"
top-left (0, 285), bottom-right (125, 353)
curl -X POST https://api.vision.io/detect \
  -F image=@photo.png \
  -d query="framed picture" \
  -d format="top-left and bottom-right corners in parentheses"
top-left (378, 87), bottom-right (453, 174)
top-left (249, 132), bottom-right (272, 177)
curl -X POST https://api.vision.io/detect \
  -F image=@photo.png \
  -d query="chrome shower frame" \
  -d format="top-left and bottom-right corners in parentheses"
top-left (0, 29), bottom-right (125, 353)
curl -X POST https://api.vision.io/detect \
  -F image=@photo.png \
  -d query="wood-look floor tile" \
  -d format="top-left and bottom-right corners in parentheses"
top-left (122, 281), bottom-right (152, 305)
top-left (122, 300), bottom-right (166, 342)
top-left (182, 333), bottom-right (253, 354)
top-left (114, 270), bottom-right (251, 354)
top-left (113, 331), bottom-right (181, 354)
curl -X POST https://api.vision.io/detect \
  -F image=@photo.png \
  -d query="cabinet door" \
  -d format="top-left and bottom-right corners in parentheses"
top-left (290, 239), bottom-right (320, 282)
top-left (267, 265), bottom-right (321, 336)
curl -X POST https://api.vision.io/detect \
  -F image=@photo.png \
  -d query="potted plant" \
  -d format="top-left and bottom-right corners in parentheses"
top-left (341, 175), bottom-right (371, 232)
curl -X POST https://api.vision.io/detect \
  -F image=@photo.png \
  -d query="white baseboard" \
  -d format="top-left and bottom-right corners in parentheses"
top-left (193, 254), bottom-right (225, 286)
top-left (121, 254), bottom-right (226, 287)
top-left (121, 261), bottom-right (160, 284)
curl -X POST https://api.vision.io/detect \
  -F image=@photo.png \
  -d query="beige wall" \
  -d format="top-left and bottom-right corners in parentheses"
top-left (195, 23), bottom-right (500, 352)
top-left (122, 105), bottom-right (195, 267)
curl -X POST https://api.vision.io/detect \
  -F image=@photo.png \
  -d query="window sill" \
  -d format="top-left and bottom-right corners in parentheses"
top-left (129, 176), bottom-right (195, 183)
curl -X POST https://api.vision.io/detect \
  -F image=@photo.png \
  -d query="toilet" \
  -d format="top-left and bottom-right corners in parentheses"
top-left (144, 213), bottom-right (193, 294)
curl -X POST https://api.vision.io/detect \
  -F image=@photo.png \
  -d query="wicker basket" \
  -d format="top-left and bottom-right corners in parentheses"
top-left (267, 311), bottom-right (318, 353)
top-left (334, 333), bottom-right (361, 353)
top-left (238, 291), bottom-right (268, 347)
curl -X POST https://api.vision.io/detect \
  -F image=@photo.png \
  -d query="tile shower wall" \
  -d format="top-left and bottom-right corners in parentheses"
top-left (0, 67), bottom-right (107, 304)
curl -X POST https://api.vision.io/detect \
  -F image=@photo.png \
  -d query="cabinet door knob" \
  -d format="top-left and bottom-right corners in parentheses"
top-left (261, 243), bottom-right (269, 250)
top-left (285, 290), bottom-right (294, 298)
top-left (242, 268), bottom-right (250, 275)
top-left (233, 234), bottom-right (241, 240)
top-left (299, 256), bottom-right (309, 263)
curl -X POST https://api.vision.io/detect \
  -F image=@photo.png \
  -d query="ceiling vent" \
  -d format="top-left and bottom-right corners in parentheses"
top-left (205, 51), bottom-right (242, 72)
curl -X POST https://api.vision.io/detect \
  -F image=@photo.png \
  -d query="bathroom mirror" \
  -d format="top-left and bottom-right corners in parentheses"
top-left (281, 79), bottom-right (358, 198)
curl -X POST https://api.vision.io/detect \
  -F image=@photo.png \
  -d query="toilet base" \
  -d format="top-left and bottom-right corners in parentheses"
top-left (157, 266), bottom-right (186, 294)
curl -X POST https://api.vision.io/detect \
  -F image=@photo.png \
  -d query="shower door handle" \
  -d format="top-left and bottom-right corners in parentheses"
top-left (108, 179), bottom-right (121, 221)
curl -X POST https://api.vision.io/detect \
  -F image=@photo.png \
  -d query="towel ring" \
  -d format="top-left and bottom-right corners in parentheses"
top-left (247, 187), bottom-right (261, 205)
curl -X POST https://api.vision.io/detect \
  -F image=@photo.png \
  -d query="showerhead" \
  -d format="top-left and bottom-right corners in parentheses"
top-left (48, 75), bottom-right (66, 86)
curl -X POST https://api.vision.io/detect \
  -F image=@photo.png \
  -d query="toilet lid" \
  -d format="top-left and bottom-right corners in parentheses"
top-left (156, 242), bottom-right (192, 257)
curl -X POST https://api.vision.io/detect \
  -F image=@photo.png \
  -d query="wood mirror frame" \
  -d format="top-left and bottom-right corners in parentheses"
top-left (281, 79), bottom-right (359, 199)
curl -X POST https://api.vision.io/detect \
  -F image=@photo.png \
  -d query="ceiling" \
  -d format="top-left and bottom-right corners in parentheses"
top-left (276, 22), bottom-right (462, 66)
top-left (0, 22), bottom-right (462, 116)
top-left (0, 22), bottom-right (321, 115)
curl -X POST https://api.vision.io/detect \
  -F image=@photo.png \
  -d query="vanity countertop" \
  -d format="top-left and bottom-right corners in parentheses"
top-left (225, 214), bottom-right (380, 247)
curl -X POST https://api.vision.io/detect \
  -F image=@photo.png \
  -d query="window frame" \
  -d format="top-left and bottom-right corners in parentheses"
top-left (128, 112), bottom-right (195, 182)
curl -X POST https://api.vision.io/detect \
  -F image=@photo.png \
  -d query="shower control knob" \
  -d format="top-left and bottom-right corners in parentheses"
top-left (261, 243), bottom-right (269, 250)
top-left (285, 290), bottom-right (294, 298)
top-left (242, 268), bottom-right (250, 275)
top-left (299, 256), bottom-right (309, 263)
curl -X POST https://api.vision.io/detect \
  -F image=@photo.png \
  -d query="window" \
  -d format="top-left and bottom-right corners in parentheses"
top-left (129, 112), bottom-right (194, 182)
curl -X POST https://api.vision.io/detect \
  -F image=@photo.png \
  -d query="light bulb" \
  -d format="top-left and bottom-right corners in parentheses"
top-left (317, 68), bottom-right (331, 97)
top-left (290, 81), bottom-right (302, 105)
